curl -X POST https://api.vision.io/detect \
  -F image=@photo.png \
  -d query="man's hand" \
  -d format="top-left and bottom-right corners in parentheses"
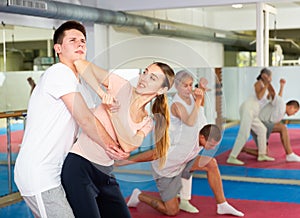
top-left (105, 146), bottom-right (130, 160)
top-left (280, 78), bottom-right (286, 86)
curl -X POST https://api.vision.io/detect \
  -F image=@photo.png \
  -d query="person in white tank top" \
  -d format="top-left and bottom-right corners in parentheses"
top-left (227, 68), bottom-right (276, 165)
top-left (177, 76), bottom-right (210, 213)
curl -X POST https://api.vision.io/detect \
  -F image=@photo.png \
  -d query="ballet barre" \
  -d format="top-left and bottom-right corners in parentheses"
top-left (0, 110), bottom-right (27, 194)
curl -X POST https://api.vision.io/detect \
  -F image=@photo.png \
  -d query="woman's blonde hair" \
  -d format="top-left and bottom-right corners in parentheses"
top-left (151, 62), bottom-right (175, 168)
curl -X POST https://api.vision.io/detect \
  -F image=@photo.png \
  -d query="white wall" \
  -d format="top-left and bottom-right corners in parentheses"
top-left (107, 28), bottom-right (223, 69)
top-left (0, 10), bottom-right (225, 114)
top-left (0, 71), bottom-right (43, 112)
top-left (130, 5), bottom-right (300, 33)
top-left (2, 66), bottom-right (300, 123)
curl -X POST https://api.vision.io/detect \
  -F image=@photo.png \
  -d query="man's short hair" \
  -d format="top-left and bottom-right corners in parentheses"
top-left (287, 100), bottom-right (300, 109)
top-left (199, 124), bottom-right (222, 142)
top-left (53, 20), bottom-right (86, 44)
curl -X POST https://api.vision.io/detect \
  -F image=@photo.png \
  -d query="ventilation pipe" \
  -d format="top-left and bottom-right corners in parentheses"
top-left (0, 0), bottom-right (254, 47)
top-left (0, 0), bottom-right (299, 54)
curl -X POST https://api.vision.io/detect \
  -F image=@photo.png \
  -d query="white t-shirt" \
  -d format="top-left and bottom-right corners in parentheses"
top-left (151, 93), bottom-right (207, 178)
top-left (14, 63), bottom-right (93, 196)
top-left (259, 95), bottom-right (285, 123)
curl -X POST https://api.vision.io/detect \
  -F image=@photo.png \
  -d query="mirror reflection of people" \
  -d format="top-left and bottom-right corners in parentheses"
top-left (243, 78), bottom-right (300, 162)
top-left (227, 68), bottom-right (276, 165)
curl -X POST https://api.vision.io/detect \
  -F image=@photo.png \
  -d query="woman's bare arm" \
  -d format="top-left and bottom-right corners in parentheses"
top-left (172, 88), bottom-right (203, 126)
top-left (75, 60), bottom-right (148, 153)
top-left (254, 80), bottom-right (269, 100)
top-left (74, 60), bottom-right (109, 98)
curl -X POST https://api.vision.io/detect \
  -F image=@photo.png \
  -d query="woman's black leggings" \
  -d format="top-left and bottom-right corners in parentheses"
top-left (61, 153), bottom-right (131, 218)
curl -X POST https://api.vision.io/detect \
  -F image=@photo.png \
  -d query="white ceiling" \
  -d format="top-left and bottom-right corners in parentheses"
top-left (88, 0), bottom-right (299, 11)
top-left (89, 0), bottom-right (300, 50)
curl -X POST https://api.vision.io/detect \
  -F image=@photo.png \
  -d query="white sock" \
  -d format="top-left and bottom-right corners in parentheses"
top-left (179, 199), bottom-right (199, 213)
top-left (127, 188), bottom-right (141, 207)
top-left (286, 152), bottom-right (300, 162)
top-left (217, 201), bottom-right (244, 217)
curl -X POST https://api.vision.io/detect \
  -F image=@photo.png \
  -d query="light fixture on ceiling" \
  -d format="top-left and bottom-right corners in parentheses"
top-left (232, 4), bottom-right (243, 9)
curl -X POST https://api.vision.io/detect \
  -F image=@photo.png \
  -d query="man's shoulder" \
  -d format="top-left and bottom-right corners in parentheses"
top-left (47, 62), bottom-right (68, 70)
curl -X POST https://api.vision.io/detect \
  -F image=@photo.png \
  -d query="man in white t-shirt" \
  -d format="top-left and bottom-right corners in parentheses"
top-left (14, 20), bottom-right (128, 218)
top-left (245, 99), bottom-right (299, 161)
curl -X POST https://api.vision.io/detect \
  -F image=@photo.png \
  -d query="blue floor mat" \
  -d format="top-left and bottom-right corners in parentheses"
top-left (117, 173), bottom-right (300, 204)
top-left (1, 173), bottom-right (300, 218)
top-left (1, 123), bottom-right (300, 218)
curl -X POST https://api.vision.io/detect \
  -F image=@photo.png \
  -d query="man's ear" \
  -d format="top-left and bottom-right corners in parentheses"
top-left (199, 135), bottom-right (205, 146)
top-left (157, 87), bottom-right (168, 95)
top-left (54, 44), bottom-right (61, 54)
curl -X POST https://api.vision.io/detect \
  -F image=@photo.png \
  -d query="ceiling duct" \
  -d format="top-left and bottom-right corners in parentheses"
top-left (0, 0), bottom-right (299, 54)
top-left (7, 0), bottom-right (47, 10)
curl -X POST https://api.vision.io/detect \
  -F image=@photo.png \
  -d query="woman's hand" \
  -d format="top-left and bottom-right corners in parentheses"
top-left (193, 87), bottom-right (204, 107)
top-left (261, 73), bottom-right (271, 84)
top-left (198, 77), bottom-right (211, 91)
top-left (114, 159), bottom-right (135, 167)
top-left (102, 93), bottom-right (121, 114)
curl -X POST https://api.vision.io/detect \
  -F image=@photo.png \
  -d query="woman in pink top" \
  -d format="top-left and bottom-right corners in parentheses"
top-left (61, 60), bottom-right (175, 218)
